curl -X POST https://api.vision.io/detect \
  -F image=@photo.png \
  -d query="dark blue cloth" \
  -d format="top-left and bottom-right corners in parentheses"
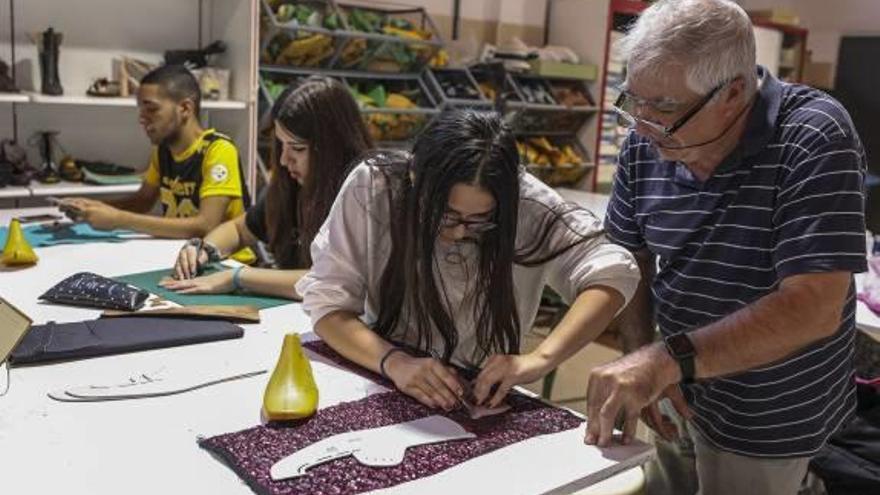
top-left (605, 67), bottom-right (868, 457)
top-left (11, 317), bottom-right (244, 365)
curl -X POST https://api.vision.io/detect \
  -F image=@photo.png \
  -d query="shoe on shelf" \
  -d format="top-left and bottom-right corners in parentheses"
top-left (0, 59), bottom-right (19, 93)
top-left (86, 78), bottom-right (122, 98)
top-left (37, 166), bottom-right (60, 184)
top-left (0, 140), bottom-right (33, 186)
top-left (59, 156), bottom-right (83, 182)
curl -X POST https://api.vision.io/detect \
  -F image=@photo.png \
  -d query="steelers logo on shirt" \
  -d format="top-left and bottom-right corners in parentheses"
top-left (210, 164), bottom-right (229, 183)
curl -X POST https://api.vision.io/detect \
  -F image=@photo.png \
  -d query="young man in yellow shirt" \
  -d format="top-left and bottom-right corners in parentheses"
top-left (63, 65), bottom-right (252, 261)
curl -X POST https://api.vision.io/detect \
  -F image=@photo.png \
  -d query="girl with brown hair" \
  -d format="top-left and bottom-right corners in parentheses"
top-left (162, 76), bottom-right (373, 298)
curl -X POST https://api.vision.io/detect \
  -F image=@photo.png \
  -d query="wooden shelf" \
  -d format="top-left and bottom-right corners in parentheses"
top-left (28, 180), bottom-right (142, 197)
top-left (750, 19), bottom-right (809, 37)
top-left (25, 93), bottom-right (247, 110)
top-left (0, 93), bottom-right (29, 103)
top-left (0, 186), bottom-right (31, 199)
top-left (1, 181), bottom-right (141, 200)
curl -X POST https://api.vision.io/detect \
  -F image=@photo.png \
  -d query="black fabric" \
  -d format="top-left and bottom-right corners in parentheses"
top-left (9, 317), bottom-right (243, 365)
top-left (40, 272), bottom-right (149, 311)
top-left (244, 189), bottom-right (270, 244)
top-left (811, 383), bottom-right (880, 495)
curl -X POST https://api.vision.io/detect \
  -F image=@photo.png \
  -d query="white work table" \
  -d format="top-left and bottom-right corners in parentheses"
top-left (0, 206), bottom-right (653, 495)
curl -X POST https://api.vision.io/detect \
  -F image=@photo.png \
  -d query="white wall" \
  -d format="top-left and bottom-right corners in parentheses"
top-left (355, 0), bottom-right (547, 26)
top-left (740, 0), bottom-right (880, 69)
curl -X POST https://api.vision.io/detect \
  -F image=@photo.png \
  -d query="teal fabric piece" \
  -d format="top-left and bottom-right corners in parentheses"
top-left (0, 222), bottom-right (135, 247)
top-left (82, 168), bottom-right (143, 185)
top-left (113, 264), bottom-right (292, 309)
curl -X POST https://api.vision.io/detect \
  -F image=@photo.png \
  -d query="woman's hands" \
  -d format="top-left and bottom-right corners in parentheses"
top-left (383, 352), bottom-right (465, 411)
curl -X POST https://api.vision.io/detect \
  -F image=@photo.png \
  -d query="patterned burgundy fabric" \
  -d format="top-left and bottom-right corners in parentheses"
top-left (199, 341), bottom-right (583, 495)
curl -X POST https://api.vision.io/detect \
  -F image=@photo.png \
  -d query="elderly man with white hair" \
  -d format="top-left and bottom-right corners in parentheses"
top-left (584, 0), bottom-right (867, 493)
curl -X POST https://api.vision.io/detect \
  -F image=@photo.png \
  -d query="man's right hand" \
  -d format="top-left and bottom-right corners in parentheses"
top-left (384, 352), bottom-right (464, 411)
top-left (174, 242), bottom-right (209, 280)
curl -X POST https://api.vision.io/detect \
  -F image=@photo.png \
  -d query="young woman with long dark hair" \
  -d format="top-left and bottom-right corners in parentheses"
top-left (297, 110), bottom-right (640, 410)
top-left (162, 76), bottom-right (373, 298)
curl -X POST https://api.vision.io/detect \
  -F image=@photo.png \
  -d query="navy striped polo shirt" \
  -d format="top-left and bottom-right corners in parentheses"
top-left (605, 67), bottom-right (868, 457)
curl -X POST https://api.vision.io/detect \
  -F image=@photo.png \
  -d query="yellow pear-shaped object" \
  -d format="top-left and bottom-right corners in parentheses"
top-left (262, 333), bottom-right (319, 420)
top-left (2, 219), bottom-right (38, 266)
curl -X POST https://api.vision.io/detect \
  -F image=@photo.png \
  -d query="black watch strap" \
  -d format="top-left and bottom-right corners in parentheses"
top-left (202, 241), bottom-right (222, 263)
top-left (664, 332), bottom-right (696, 384)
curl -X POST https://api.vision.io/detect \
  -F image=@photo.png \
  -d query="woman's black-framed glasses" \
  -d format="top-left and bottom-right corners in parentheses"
top-left (440, 212), bottom-right (497, 233)
top-left (613, 79), bottom-right (731, 137)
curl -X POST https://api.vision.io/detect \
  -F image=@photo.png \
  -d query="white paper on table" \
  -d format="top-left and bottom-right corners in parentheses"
top-left (48, 367), bottom-right (266, 401)
top-left (270, 415), bottom-right (476, 480)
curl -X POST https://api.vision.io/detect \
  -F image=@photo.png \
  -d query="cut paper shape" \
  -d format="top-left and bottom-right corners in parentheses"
top-left (271, 416), bottom-right (476, 480)
top-left (48, 368), bottom-right (266, 402)
top-left (462, 400), bottom-right (512, 419)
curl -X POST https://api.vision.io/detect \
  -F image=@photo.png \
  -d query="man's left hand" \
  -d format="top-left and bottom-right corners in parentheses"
top-left (585, 342), bottom-right (681, 447)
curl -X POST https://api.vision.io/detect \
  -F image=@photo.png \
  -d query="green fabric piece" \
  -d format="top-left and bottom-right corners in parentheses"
top-left (113, 264), bottom-right (291, 310)
top-left (82, 168), bottom-right (142, 185)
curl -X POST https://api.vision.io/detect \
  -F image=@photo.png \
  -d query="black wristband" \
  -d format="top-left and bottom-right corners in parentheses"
top-left (202, 241), bottom-right (222, 263)
top-left (664, 333), bottom-right (697, 384)
top-left (379, 348), bottom-right (408, 380)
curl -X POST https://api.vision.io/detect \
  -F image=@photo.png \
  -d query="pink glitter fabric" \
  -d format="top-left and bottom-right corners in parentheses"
top-left (199, 341), bottom-right (584, 495)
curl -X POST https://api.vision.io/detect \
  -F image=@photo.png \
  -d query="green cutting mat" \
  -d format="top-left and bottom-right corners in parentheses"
top-left (114, 264), bottom-right (292, 310)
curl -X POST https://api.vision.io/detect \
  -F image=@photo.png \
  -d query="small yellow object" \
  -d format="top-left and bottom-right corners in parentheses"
top-left (262, 333), bottom-right (319, 421)
top-left (385, 93), bottom-right (416, 109)
top-left (2, 218), bottom-right (38, 266)
top-left (430, 49), bottom-right (450, 68)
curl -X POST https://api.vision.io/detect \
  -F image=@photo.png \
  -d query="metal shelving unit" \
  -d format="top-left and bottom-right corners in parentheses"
top-left (256, 1), bottom-right (595, 189)
top-left (258, 65), bottom-right (439, 157)
top-left (259, 0), bottom-right (443, 73)
top-left (255, 0), bottom-right (449, 174)
top-left (445, 63), bottom-right (597, 188)
top-left (422, 67), bottom-right (492, 109)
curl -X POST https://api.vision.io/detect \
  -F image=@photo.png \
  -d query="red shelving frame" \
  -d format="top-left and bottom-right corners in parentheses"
top-left (593, 0), bottom-right (650, 191)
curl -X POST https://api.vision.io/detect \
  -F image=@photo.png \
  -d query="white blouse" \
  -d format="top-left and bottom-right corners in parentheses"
top-left (296, 163), bottom-right (640, 366)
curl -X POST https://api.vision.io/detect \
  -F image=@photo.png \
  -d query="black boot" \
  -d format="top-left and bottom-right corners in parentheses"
top-left (38, 28), bottom-right (63, 96)
top-left (0, 59), bottom-right (18, 93)
top-left (36, 131), bottom-right (61, 184)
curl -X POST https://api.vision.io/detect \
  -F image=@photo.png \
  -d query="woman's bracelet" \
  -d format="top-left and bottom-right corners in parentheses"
top-left (379, 347), bottom-right (408, 380)
top-left (231, 266), bottom-right (245, 292)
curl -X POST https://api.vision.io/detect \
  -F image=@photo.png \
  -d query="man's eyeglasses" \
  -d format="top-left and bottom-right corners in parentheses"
top-left (613, 79), bottom-right (732, 138)
top-left (440, 212), bottom-right (497, 233)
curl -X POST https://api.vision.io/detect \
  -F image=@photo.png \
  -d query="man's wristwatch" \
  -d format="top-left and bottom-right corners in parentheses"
top-left (663, 332), bottom-right (696, 384)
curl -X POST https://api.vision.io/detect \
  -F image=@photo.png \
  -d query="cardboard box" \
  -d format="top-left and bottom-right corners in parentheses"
top-left (529, 60), bottom-right (597, 81)
top-left (805, 61), bottom-right (835, 90)
top-left (748, 8), bottom-right (801, 26)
